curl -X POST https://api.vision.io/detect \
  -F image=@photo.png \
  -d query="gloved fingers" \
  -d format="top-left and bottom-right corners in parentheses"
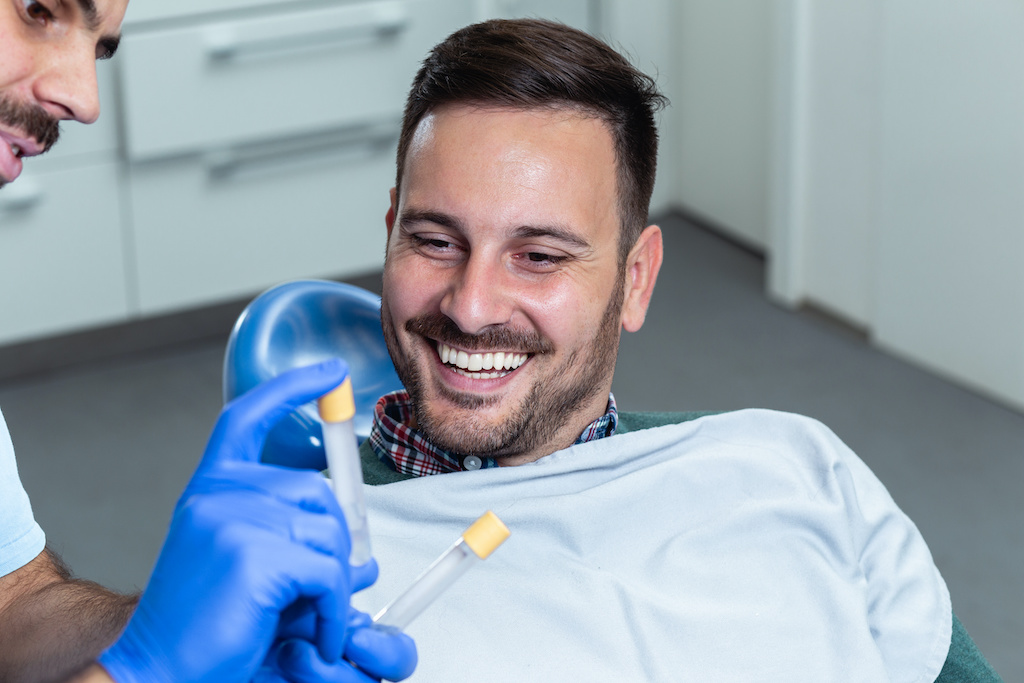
top-left (287, 511), bottom-right (351, 558)
top-left (270, 639), bottom-right (381, 683)
top-left (173, 489), bottom-right (350, 564)
top-left (188, 464), bottom-right (346, 520)
top-left (352, 558), bottom-right (380, 592)
top-left (252, 664), bottom-right (291, 683)
top-left (346, 608), bottom-right (373, 632)
top-left (200, 359), bottom-right (349, 470)
top-left (251, 536), bottom-right (352, 663)
top-left (345, 626), bottom-right (418, 681)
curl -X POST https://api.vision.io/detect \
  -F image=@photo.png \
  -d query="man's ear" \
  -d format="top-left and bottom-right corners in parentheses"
top-left (385, 187), bottom-right (398, 239)
top-left (620, 224), bottom-right (663, 333)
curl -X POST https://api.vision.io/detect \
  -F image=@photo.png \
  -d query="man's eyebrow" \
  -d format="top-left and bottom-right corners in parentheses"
top-left (399, 209), bottom-right (465, 232)
top-left (75, 0), bottom-right (121, 59)
top-left (511, 225), bottom-right (591, 250)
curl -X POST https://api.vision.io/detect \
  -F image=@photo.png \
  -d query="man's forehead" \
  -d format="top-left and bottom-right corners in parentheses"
top-left (414, 103), bottom-right (610, 141)
top-left (404, 104), bottom-right (616, 183)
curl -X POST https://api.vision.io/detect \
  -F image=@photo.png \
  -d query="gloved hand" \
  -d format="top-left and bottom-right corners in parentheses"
top-left (262, 559), bottom-right (417, 682)
top-left (100, 359), bottom-right (357, 683)
top-left (258, 609), bottom-right (418, 682)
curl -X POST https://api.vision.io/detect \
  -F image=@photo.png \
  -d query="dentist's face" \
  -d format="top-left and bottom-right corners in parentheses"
top-left (381, 105), bottom-right (629, 464)
top-left (0, 0), bottom-right (127, 187)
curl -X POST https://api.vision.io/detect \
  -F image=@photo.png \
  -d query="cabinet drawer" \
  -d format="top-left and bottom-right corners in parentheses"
top-left (0, 164), bottom-right (129, 345)
top-left (128, 137), bottom-right (396, 316)
top-left (119, 0), bottom-right (473, 161)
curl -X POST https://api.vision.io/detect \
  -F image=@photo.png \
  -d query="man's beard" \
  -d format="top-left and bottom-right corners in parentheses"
top-left (381, 274), bottom-right (625, 459)
top-left (0, 94), bottom-right (61, 156)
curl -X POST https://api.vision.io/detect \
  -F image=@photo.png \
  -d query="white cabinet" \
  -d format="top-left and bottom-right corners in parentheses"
top-left (119, 1), bottom-right (465, 161)
top-left (0, 162), bottom-right (129, 344)
top-left (120, 0), bottom-right (475, 315)
top-left (128, 141), bottom-right (396, 314)
top-left (0, 61), bottom-right (127, 346)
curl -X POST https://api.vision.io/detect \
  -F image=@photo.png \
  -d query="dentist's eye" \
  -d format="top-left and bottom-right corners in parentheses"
top-left (23, 0), bottom-right (55, 24)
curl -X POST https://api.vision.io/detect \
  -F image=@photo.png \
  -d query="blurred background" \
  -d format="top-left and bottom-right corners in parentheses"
top-left (1, 0), bottom-right (1021, 678)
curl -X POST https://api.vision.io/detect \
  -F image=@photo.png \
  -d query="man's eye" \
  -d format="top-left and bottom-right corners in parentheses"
top-left (412, 236), bottom-right (453, 250)
top-left (525, 252), bottom-right (566, 264)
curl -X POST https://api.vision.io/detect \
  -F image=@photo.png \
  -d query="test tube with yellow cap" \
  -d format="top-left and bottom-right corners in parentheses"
top-left (374, 511), bottom-right (510, 630)
top-left (318, 377), bottom-right (372, 567)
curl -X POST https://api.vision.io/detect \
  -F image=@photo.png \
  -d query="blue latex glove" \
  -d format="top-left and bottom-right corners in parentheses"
top-left (259, 609), bottom-right (417, 682)
top-left (263, 561), bottom-right (417, 681)
top-left (100, 359), bottom-right (357, 683)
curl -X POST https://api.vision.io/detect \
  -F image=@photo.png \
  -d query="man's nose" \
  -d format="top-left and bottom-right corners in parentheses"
top-left (440, 256), bottom-right (514, 336)
top-left (35, 43), bottom-right (101, 124)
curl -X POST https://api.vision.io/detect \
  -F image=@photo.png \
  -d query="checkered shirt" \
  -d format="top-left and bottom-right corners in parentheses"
top-left (368, 390), bottom-right (619, 477)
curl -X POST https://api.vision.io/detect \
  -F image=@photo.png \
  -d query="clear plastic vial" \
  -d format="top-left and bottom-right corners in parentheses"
top-left (374, 511), bottom-right (510, 630)
top-left (319, 378), bottom-right (372, 567)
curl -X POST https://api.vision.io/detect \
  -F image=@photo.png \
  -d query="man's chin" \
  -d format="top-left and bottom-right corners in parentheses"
top-left (416, 400), bottom-right (523, 456)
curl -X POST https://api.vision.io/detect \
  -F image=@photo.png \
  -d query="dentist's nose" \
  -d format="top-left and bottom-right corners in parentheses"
top-left (34, 42), bottom-right (102, 124)
top-left (440, 256), bottom-right (513, 335)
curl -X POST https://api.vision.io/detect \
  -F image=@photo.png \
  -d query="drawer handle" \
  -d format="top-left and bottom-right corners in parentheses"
top-left (0, 178), bottom-right (44, 213)
top-left (204, 121), bottom-right (399, 180)
top-left (205, 3), bottom-right (409, 61)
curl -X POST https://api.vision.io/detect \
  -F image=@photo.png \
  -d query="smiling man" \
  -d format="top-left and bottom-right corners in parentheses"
top-left (381, 105), bottom-right (660, 466)
top-left (349, 19), bottom-right (1001, 681)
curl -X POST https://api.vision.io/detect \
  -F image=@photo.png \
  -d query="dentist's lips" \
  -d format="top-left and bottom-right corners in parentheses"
top-left (0, 138), bottom-right (25, 183)
top-left (0, 133), bottom-right (42, 185)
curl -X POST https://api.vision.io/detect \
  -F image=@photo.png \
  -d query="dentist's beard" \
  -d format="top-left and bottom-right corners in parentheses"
top-left (0, 94), bottom-right (61, 154)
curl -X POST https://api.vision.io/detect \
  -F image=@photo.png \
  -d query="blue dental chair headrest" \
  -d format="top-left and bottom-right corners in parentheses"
top-left (223, 279), bottom-right (403, 470)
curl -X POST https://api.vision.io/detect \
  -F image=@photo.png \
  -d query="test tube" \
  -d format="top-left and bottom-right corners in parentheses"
top-left (373, 511), bottom-right (510, 630)
top-left (318, 378), bottom-right (372, 567)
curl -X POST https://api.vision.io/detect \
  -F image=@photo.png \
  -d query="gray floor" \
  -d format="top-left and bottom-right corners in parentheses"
top-left (2, 213), bottom-right (1021, 679)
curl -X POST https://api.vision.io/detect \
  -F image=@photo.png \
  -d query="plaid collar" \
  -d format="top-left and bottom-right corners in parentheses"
top-left (368, 390), bottom-right (618, 477)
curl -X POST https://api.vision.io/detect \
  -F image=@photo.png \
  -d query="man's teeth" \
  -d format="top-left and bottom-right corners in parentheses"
top-left (438, 343), bottom-right (527, 375)
top-left (11, 145), bottom-right (22, 157)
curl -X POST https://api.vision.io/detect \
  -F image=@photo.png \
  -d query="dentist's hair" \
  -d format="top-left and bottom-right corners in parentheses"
top-left (395, 18), bottom-right (667, 264)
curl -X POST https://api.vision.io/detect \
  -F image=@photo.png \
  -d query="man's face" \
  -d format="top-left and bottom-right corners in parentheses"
top-left (0, 0), bottom-right (127, 187)
top-left (381, 105), bottom-right (633, 464)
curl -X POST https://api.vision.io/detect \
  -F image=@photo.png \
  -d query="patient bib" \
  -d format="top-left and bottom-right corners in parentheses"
top-left (353, 409), bottom-right (951, 682)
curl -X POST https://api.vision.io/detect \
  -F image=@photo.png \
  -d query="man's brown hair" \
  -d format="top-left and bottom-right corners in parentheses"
top-left (395, 18), bottom-right (668, 263)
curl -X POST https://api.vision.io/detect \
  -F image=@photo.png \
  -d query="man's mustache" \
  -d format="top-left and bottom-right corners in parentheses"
top-left (406, 312), bottom-right (554, 355)
top-left (0, 96), bottom-right (61, 153)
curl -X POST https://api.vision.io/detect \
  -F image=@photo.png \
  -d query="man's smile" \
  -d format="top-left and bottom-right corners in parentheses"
top-left (436, 342), bottom-right (529, 380)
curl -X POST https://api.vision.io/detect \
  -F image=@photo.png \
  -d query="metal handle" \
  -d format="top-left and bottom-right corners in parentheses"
top-left (0, 178), bottom-right (44, 213)
top-left (205, 2), bottom-right (409, 61)
top-left (204, 120), bottom-right (399, 181)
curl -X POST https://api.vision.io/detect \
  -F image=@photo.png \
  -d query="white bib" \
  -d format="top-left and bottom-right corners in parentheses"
top-left (354, 409), bottom-right (951, 682)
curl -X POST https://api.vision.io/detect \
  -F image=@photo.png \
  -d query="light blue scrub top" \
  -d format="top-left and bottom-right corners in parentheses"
top-left (0, 407), bottom-right (45, 578)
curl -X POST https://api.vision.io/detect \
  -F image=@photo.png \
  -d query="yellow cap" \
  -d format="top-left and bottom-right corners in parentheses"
top-left (461, 511), bottom-right (510, 560)
top-left (318, 378), bottom-right (356, 423)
